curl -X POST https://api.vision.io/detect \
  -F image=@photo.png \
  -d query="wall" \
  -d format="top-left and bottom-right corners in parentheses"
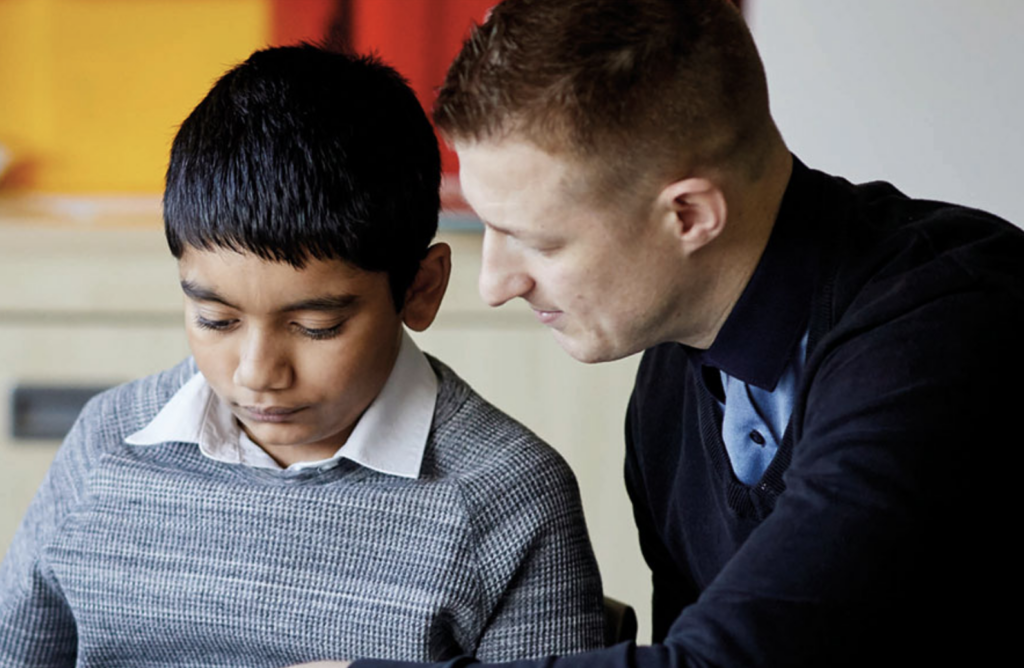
top-left (0, 0), bottom-right (268, 192)
top-left (746, 0), bottom-right (1024, 227)
top-left (0, 0), bottom-right (492, 193)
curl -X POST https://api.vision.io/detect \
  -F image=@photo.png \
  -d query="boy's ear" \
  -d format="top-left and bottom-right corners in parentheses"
top-left (401, 243), bottom-right (452, 332)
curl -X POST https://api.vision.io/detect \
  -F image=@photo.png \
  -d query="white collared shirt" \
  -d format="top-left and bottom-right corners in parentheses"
top-left (125, 330), bottom-right (437, 478)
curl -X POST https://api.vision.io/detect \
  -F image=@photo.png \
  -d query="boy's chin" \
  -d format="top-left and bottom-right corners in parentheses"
top-left (239, 419), bottom-right (348, 466)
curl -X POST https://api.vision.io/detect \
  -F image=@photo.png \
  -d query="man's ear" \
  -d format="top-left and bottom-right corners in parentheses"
top-left (401, 243), bottom-right (452, 332)
top-left (657, 178), bottom-right (727, 255)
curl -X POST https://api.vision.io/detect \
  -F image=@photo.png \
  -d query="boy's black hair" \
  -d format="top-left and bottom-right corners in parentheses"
top-left (164, 44), bottom-right (441, 309)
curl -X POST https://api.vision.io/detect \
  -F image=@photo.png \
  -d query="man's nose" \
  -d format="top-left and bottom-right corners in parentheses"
top-left (233, 329), bottom-right (293, 392)
top-left (478, 230), bottom-right (533, 307)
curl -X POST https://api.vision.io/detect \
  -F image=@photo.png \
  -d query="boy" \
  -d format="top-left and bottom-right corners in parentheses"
top-left (0, 45), bottom-right (604, 666)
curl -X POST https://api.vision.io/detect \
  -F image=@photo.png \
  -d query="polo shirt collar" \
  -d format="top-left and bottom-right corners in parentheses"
top-left (125, 329), bottom-right (437, 478)
top-left (695, 155), bottom-right (819, 391)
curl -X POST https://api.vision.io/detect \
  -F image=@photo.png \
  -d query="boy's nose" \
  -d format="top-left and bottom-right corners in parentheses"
top-left (233, 331), bottom-right (293, 392)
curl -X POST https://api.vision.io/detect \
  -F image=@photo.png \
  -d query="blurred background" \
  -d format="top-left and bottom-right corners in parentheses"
top-left (2, 0), bottom-right (1022, 644)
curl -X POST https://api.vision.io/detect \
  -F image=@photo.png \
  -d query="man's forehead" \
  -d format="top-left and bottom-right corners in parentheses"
top-left (456, 138), bottom-right (656, 240)
top-left (458, 149), bottom-right (571, 243)
top-left (457, 139), bottom-right (590, 209)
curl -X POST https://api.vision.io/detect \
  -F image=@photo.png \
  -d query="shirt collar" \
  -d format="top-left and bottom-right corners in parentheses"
top-left (695, 156), bottom-right (820, 391)
top-left (125, 329), bottom-right (437, 478)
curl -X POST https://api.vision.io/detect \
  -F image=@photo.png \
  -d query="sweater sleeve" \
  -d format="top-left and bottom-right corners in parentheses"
top-left (0, 394), bottom-right (106, 667)
top-left (464, 442), bottom-right (605, 662)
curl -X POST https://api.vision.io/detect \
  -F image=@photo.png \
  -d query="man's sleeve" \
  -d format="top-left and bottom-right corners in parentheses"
top-left (0, 399), bottom-right (101, 667)
top-left (466, 444), bottom-right (605, 662)
top-left (355, 283), bottom-right (1017, 668)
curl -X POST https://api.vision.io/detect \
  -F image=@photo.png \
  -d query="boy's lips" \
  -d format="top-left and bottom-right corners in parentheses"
top-left (238, 405), bottom-right (307, 423)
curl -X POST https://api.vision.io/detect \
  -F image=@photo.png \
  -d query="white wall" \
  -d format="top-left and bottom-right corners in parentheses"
top-left (746, 0), bottom-right (1024, 227)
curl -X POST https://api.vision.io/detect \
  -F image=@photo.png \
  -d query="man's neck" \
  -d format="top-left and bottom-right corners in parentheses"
top-left (685, 145), bottom-right (794, 350)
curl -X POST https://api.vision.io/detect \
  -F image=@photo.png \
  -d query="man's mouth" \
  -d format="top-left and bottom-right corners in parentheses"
top-left (531, 308), bottom-right (563, 325)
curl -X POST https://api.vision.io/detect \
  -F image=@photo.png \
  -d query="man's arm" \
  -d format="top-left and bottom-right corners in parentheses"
top-left (623, 413), bottom-right (698, 644)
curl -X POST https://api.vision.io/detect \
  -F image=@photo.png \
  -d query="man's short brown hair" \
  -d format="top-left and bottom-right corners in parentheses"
top-left (435, 0), bottom-right (773, 186)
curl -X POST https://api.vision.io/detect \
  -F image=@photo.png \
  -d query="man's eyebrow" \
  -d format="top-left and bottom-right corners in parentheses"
top-left (483, 219), bottom-right (562, 246)
top-left (481, 219), bottom-right (522, 239)
top-left (180, 280), bottom-right (237, 309)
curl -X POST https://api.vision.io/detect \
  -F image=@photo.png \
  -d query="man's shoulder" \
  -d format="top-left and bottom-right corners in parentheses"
top-left (803, 165), bottom-right (1024, 331)
top-left (813, 163), bottom-right (1024, 270)
top-left (796, 168), bottom-right (1024, 460)
top-left (422, 354), bottom-right (581, 497)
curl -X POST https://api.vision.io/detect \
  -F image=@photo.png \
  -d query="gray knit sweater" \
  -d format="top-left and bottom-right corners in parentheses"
top-left (0, 357), bottom-right (604, 667)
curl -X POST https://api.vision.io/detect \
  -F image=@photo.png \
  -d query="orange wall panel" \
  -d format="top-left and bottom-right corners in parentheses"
top-left (348, 0), bottom-right (495, 175)
top-left (269, 0), bottom-right (336, 46)
top-left (0, 0), bottom-right (270, 193)
top-left (0, 0), bottom-right (503, 193)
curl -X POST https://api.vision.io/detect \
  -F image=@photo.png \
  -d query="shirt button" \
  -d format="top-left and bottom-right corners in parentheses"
top-left (749, 429), bottom-right (766, 446)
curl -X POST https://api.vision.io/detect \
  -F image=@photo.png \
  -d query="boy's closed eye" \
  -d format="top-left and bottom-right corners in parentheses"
top-left (182, 277), bottom-right (359, 342)
top-left (290, 319), bottom-right (347, 341)
top-left (191, 311), bottom-right (351, 341)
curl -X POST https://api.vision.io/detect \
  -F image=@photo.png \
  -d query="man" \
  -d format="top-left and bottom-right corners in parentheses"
top-left (301, 0), bottom-right (1022, 666)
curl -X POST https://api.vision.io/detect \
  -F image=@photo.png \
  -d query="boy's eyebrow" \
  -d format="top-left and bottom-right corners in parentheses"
top-left (281, 294), bottom-right (359, 312)
top-left (180, 280), bottom-right (236, 309)
top-left (180, 280), bottom-right (359, 312)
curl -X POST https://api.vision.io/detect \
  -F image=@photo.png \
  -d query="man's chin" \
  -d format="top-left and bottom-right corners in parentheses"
top-left (553, 331), bottom-right (630, 365)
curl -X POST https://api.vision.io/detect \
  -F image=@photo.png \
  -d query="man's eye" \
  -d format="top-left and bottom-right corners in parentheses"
top-left (295, 322), bottom-right (345, 341)
top-left (194, 315), bottom-right (236, 331)
top-left (533, 244), bottom-right (562, 256)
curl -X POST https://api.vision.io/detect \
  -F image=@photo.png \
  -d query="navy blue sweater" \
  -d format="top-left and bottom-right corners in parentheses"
top-left (360, 160), bottom-right (1024, 668)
